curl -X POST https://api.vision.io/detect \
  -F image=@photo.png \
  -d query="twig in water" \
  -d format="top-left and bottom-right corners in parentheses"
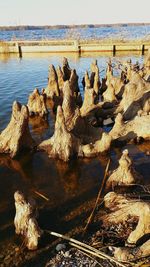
top-left (100, 69), bottom-right (105, 74)
top-left (33, 190), bottom-right (49, 201)
top-left (83, 159), bottom-right (110, 234)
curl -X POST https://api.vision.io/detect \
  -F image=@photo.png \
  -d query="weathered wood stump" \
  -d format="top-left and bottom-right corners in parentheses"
top-left (44, 64), bottom-right (60, 98)
top-left (110, 113), bottom-right (150, 142)
top-left (102, 192), bottom-right (150, 246)
top-left (14, 191), bottom-right (42, 250)
top-left (0, 101), bottom-right (34, 158)
top-left (27, 88), bottom-right (48, 117)
top-left (38, 106), bottom-right (81, 161)
top-left (106, 149), bottom-right (140, 190)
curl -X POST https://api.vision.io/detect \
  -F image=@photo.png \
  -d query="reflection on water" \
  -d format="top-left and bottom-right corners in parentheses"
top-left (0, 52), bottom-right (149, 259)
top-left (29, 116), bottom-right (50, 143)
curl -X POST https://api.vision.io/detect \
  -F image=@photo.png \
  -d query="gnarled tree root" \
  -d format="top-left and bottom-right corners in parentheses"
top-left (102, 192), bottom-right (150, 246)
top-left (110, 113), bottom-right (150, 142)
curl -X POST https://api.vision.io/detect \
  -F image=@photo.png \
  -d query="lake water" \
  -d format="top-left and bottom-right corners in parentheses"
top-left (0, 52), bottom-right (144, 131)
top-left (0, 25), bottom-right (150, 41)
top-left (0, 52), bottom-right (150, 266)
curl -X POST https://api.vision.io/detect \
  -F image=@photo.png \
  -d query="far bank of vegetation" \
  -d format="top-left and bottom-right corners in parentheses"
top-left (0, 23), bottom-right (150, 31)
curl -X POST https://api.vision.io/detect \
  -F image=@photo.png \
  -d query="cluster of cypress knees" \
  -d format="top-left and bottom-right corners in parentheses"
top-left (1, 54), bottom-right (150, 262)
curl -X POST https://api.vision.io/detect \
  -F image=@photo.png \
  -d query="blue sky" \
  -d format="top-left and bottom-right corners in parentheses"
top-left (0, 0), bottom-right (149, 26)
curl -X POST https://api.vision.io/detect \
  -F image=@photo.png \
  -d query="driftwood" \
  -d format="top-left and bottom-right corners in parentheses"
top-left (14, 191), bottom-right (42, 250)
top-left (106, 149), bottom-right (140, 190)
top-left (27, 88), bottom-right (48, 117)
top-left (0, 101), bottom-right (34, 158)
top-left (102, 192), bottom-right (150, 245)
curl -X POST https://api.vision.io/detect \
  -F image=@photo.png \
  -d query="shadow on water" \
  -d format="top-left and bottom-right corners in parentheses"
top-left (0, 148), bottom-right (108, 240)
top-left (0, 142), bottom-right (149, 241)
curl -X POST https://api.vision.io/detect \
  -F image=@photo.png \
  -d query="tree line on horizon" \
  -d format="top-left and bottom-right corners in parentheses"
top-left (0, 23), bottom-right (149, 31)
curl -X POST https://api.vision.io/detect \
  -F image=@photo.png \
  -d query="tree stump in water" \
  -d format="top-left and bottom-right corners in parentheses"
top-left (14, 191), bottom-right (42, 250)
top-left (0, 101), bottom-right (34, 158)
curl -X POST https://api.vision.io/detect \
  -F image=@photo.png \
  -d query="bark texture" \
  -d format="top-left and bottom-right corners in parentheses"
top-left (14, 191), bottom-right (42, 250)
top-left (0, 101), bottom-right (34, 158)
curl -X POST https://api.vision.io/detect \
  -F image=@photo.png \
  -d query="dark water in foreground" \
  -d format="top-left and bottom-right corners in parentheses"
top-left (0, 25), bottom-right (150, 41)
top-left (0, 52), bottom-right (150, 266)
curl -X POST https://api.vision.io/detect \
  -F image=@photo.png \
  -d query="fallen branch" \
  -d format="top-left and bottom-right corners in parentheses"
top-left (83, 159), bottom-right (110, 234)
top-left (46, 230), bottom-right (127, 267)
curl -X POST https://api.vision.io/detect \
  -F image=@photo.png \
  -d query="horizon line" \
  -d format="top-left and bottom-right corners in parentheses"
top-left (0, 22), bottom-right (150, 28)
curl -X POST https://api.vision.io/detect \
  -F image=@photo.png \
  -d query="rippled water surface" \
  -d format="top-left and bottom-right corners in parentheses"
top-left (0, 25), bottom-right (150, 41)
top-left (0, 52), bottom-right (149, 266)
top-left (0, 52), bottom-right (144, 130)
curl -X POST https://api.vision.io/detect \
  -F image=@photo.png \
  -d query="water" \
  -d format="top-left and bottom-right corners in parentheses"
top-left (0, 52), bottom-right (149, 266)
top-left (0, 25), bottom-right (150, 41)
top-left (0, 52), bottom-right (144, 130)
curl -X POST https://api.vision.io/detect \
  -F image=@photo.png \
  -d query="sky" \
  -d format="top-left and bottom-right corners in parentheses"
top-left (0, 0), bottom-right (149, 26)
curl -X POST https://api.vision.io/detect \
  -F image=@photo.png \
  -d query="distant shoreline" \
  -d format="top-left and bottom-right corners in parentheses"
top-left (0, 23), bottom-right (150, 31)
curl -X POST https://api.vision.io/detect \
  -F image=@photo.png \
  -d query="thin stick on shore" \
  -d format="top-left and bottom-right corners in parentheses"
top-left (83, 159), bottom-right (111, 234)
top-left (46, 230), bottom-right (127, 267)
